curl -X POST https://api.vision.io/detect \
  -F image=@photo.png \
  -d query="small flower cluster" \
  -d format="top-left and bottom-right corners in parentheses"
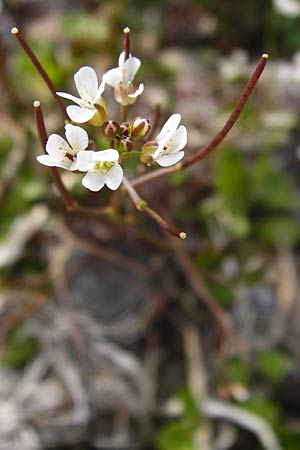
top-left (36, 35), bottom-right (187, 192)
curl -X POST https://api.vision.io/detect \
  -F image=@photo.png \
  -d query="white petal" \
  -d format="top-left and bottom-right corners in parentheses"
top-left (118, 51), bottom-right (126, 68)
top-left (92, 149), bottom-right (119, 162)
top-left (124, 56), bottom-right (141, 83)
top-left (76, 150), bottom-right (95, 171)
top-left (69, 160), bottom-right (78, 171)
top-left (37, 155), bottom-right (72, 170)
top-left (103, 67), bottom-right (122, 87)
top-left (66, 105), bottom-right (96, 123)
top-left (82, 171), bottom-right (105, 192)
top-left (56, 91), bottom-right (83, 106)
top-left (156, 113), bottom-right (182, 141)
top-left (128, 83), bottom-right (144, 98)
top-left (95, 80), bottom-right (106, 101)
top-left (156, 151), bottom-right (184, 167)
top-left (105, 164), bottom-right (123, 190)
top-left (170, 125), bottom-right (187, 152)
top-left (65, 124), bottom-right (89, 152)
top-left (46, 134), bottom-right (71, 158)
top-left (74, 66), bottom-right (98, 102)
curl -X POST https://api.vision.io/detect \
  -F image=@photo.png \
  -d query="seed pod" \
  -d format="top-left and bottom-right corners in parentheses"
top-left (101, 120), bottom-right (120, 141)
top-left (131, 117), bottom-right (151, 138)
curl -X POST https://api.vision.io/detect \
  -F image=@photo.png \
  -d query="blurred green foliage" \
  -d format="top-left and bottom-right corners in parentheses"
top-left (0, 327), bottom-right (39, 369)
top-left (156, 391), bottom-right (202, 450)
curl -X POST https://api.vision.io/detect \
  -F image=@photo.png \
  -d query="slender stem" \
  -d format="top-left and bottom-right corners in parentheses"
top-left (120, 104), bottom-right (128, 122)
top-left (12, 27), bottom-right (68, 119)
top-left (131, 53), bottom-right (269, 187)
top-left (123, 27), bottom-right (130, 60)
top-left (34, 101), bottom-right (78, 211)
top-left (181, 53), bottom-right (269, 168)
top-left (132, 165), bottom-right (178, 187)
top-left (122, 176), bottom-right (186, 239)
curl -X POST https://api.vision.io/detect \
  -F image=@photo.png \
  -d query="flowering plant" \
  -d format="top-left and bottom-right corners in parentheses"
top-left (11, 26), bottom-right (268, 239)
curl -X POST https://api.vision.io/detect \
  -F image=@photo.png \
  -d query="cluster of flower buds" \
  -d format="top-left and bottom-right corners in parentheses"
top-left (32, 27), bottom-right (188, 192)
top-left (101, 117), bottom-right (150, 153)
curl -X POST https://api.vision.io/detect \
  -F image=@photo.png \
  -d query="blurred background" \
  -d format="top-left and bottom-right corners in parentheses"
top-left (0, 0), bottom-right (300, 449)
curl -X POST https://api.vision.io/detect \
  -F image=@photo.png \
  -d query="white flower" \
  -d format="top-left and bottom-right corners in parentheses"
top-left (57, 66), bottom-right (106, 124)
top-left (37, 124), bottom-right (88, 171)
top-left (273, 0), bottom-right (300, 17)
top-left (103, 51), bottom-right (144, 105)
top-left (77, 149), bottom-right (123, 192)
top-left (152, 114), bottom-right (187, 167)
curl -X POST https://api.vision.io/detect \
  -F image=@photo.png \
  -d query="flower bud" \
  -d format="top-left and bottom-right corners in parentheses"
top-left (119, 122), bottom-right (130, 137)
top-left (120, 136), bottom-right (133, 152)
top-left (131, 117), bottom-right (151, 138)
top-left (142, 140), bottom-right (158, 156)
top-left (140, 153), bottom-right (154, 165)
top-left (101, 120), bottom-right (120, 141)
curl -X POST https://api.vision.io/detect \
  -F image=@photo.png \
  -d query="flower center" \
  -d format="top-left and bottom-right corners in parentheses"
top-left (94, 161), bottom-right (114, 173)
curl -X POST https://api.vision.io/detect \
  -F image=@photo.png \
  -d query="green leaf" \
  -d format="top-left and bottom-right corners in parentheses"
top-left (156, 422), bottom-right (195, 450)
top-left (221, 357), bottom-right (250, 386)
top-left (0, 328), bottom-right (39, 369)
top-left (214, 147), bottom-right (250, 209)
top-left (257, 350), bottom-right (291, 383)
top-left (243, 397), bottom-right (280, 427)
top-left (168, 171), bottom-right (190, 187)
top-left (251, 157), bottom-right (296, 210)
top-left (205, 278), bottom-right (235, 307)
top-left (255, 217), bottom-right (299, 246)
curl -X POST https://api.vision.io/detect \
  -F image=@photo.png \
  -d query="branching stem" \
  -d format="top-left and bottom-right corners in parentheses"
top-left (12, 27), bottom-right (68, 119)
top-left (131, 54), bottom-right (269, 187)
top-left (122, 176), bottom-right (186, 239)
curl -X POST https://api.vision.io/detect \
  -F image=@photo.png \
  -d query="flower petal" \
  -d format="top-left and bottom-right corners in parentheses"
top-left (124, 56), bottom-right (141, 83)
top-left (95, 80), bottom-right (106, 101)
top-left (92, 149), bottom-right (119, 162)
top-left (76, 150), bottom-right (95, 171)
top-left (65, 124), bottom-right (89, 152)
top-left (56, 91), bottom-right (83, 106)
top-left (103, 67), bottom-right (122, 87)
top-left (74, 66), bottom-right (98, 102)
top-left (66, 105), bottom-right (96, 123)
top-left (37, 154), bottom-right (72, 170)
top-left (170, 125), bottom-right (187, 152)
top-left (82, 171), bottom-right (105, 192)
top-left (156, 113), bottom-right (182, 141)
top-left (46, 134), bottom-right (71, 158)
top-left (105, 164), bottom-right (123, 190)
top-left (118, 51), bottom-right (126, 68)
top-left (156, 151), bottom-right (184, 167)
top-left (128, 83), bottom-right (144, 98)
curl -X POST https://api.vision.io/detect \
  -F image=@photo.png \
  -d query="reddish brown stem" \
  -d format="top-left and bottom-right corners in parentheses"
top-left (123, 27), bottom-right (130, 60)
top-left (34, 101), bottom-right (78, 211)
top-left (143, 206), bottom-right (186, 240)
top-left (12, 27), bottom-right (68, 119)
top-left (131, 54), bottom-right (269, 187)
top-left (181, 53), bottom-right (269, 169)
top-left (122, 176), bottom-right (186, 239)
